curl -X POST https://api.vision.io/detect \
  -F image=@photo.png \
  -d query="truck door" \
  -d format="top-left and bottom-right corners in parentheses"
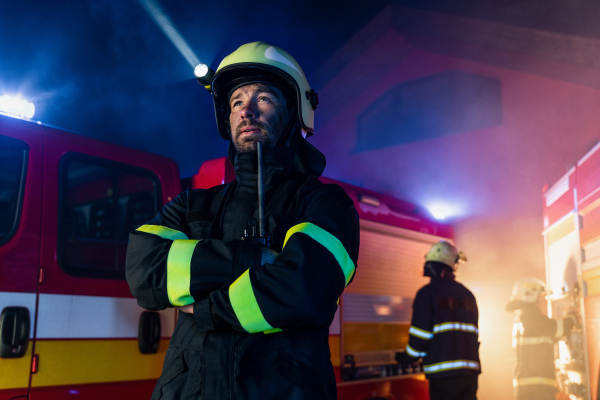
top-left (30, 126), bottom-right (177, 398)
top-left (0, 119), bottom-right (44, 400)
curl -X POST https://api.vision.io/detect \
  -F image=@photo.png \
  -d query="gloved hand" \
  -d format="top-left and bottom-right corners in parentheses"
top-left (261, 247), bottom-right (279, 265)
top-left (394, 351), bottom-right (414, 366)
top-left (563, 310), bottom-right (580, 331)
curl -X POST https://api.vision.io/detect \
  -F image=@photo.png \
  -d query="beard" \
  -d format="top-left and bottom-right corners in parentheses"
top-left (232, 119), bottom-right (278, 153)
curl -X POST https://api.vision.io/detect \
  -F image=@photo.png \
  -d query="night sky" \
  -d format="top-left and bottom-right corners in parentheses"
top-left (1, 0), bottom-right (392, 177)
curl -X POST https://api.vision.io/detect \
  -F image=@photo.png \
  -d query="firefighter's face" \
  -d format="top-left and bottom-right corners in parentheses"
top-left (228, 83), bottom-right (289, 153)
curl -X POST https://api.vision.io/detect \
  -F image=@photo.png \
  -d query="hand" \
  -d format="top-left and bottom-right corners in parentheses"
top-left (178, 304), bottom-right (194, 314)
top-left (261, 247), bottom-right (279, 265)
top-left (395, 351), bottom-right (414, 366)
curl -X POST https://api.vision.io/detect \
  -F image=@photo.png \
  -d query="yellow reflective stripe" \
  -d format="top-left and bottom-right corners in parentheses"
top-left (137, 224), bottom-right (188, 240)
top-left (406, 343), bottom-right (427, 357)
top-left (229, 269), bottom-right (276, 333)
top-left (136, 225), bottom-right (195, 307)
top-left (283, 222), bottom-right (355, 286)
top-left (423, 360), bottom-right (480, 373)
top-left (409, 326), bottom-right (434, 339)
top-left (433, 322), bottom-right (479, 334)
top-left (166, 240), bottom-right (198, 306)
top-left (512, 336), bottom-right (554, 348)
top-left (513, 377), bottom-right (556, 388)
top-left (555, 319), bottom-right (564, 338)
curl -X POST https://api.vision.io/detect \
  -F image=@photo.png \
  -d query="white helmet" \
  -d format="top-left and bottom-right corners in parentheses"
top-left (509, 277), bottom-right (546, 303)
top-left (425, 241), bottom-right (466, 271)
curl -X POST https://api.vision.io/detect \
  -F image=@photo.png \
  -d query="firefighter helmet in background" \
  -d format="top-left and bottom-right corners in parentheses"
top-left (509, 277), bottom-right (546, 303)
top-left (425, 240), bottom-right (467, 271)
top-left (208, 41), bottom-right (319, 140)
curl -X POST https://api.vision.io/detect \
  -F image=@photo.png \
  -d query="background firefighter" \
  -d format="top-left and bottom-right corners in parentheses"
top-left (126, 41), bottom-right (360, 399)
top-left (506, 277), bottom-right (577, 400)
top-left (395, 240), bottom-right (481, 400)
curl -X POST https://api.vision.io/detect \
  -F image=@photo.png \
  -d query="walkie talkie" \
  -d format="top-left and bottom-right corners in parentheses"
top-left (242, 141), bottom-right (271, 248)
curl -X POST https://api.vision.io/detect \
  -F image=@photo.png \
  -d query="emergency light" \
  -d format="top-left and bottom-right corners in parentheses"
top-left (194, 63), bottom-right (215, 90)
top-left (0, 95), bottom-right (35, 119)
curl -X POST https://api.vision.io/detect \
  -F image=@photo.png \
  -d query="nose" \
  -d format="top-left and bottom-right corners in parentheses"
top-left (239, 102), bottom-right (256, 119)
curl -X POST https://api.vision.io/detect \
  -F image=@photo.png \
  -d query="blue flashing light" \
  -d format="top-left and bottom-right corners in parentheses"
top-left (431, 210), bottom-right (447, 220)
top-left (0, 95), bottom-right (35, 119)
top-left (424, 201), bottom-right (464, 221)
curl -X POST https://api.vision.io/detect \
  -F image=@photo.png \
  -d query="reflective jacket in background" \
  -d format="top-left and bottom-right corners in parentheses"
top-left (404, 278), bottom-right (481, 379)
top-left (507, 302), bottom-right (574, 400)
top-left (126, 138), bottom-right (359, 400)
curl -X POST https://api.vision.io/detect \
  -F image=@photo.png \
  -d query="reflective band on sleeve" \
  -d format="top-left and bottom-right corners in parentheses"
top-left (409, 326), bottom-right (434, 340)
top-left (229, 269), bottom-right (277, 334)
top-left (137, 224), bottom-right (188, 240)
top-left (555, 319), bottom-right (564, 339)
top-left (512, 336), bottom-right (554, 348)
top-left (166, 240), bottom-right (198, 306)
top-left (406, 344), bottom-right (427, 358)
top-left (433, 322), bottom-right (479, 334)
top-left (423, 360), bottom-right (480, 374)
top-left (136, 225), bottom-right (195, 307)
top-left (513, 377), bottom-right (556, 388)
top-left (283, 222), bottom-right (355, 286)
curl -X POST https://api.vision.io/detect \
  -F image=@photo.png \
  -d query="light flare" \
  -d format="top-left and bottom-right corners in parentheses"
top-left (0, 95), bottom-right (35, 119)
top-left (138, 0), bottom-right (200, 69)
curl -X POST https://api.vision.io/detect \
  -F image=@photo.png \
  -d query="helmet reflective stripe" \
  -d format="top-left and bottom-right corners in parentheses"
top-left (512, 336), bottom-right (554, 348)
top-left (512, 377), bottom-right (556, 388)
top-left (406, 344), bottom-right (427, 358)
top-left (283, 222), bottom-right (356, 286)
top-left (229, 269), bottom-right (282, 334)
top-left (264, 46), bottom-right (302, 74)
top-left (136, 225), bottom-right (196, 306)
top-left (433, 322), bottom-right (479, 334)
top-left (409, 326), bottom-right (434, 340)
top-left (423, 360), bottom-right (480, 373)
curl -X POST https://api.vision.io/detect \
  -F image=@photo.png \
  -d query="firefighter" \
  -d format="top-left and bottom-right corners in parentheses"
top-left (125, 41), bottom-right (359, 399)
top-left (395, 240), bottom-right (480, 400)
top-left (506, 277), bottom-right (577, 400)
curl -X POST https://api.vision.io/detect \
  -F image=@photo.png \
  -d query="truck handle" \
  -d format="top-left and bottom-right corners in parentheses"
top-left (0, 306), bottom-right (30, 358)
top-left (138, 311), bottom-right (161, 354)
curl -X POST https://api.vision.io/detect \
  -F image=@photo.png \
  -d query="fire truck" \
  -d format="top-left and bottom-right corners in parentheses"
top-left (0, 112), bottom-right (453, 399)
top-left (542, 141), bottom-right (600, 400)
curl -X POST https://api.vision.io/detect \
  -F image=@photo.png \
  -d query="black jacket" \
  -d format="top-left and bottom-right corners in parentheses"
top-left (404, 277), bottom-right (481, 379)
top-left (126, 138), bottom-right (359, 399)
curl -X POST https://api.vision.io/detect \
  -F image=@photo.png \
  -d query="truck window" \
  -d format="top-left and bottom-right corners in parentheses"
top-left (58, 153), bottom-right (161, 279)
top-left (0, 135), bottom-right (28, 246)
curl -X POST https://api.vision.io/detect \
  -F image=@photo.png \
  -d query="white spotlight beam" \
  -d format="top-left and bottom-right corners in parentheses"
top-left (139, 0), bottom-right (200, 68)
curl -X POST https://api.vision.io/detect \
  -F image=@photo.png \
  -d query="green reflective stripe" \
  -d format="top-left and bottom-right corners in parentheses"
top-left (137, 224), bottom-right (188, 240)
top-left (283, 222), bottom-right (355, 286)
top-left (166, 240), bottom-right (198, 306)
top-left (229, 269), bottom-right (275, 333)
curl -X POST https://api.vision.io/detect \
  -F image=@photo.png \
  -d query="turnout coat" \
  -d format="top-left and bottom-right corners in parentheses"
top-left (126, 139), bottom-right (359, 399)
top-left (404, 278), bottom-right (481, 380)
top-left (506, 301), bottom-right (574, 400)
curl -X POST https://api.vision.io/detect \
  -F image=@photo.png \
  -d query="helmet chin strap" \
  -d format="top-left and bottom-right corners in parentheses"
top-left (279, 108), bottom-right (301, 148)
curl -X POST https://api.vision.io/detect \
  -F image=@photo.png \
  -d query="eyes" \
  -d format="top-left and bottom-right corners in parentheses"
top-left (231, 95), bottom-right (274, 109)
